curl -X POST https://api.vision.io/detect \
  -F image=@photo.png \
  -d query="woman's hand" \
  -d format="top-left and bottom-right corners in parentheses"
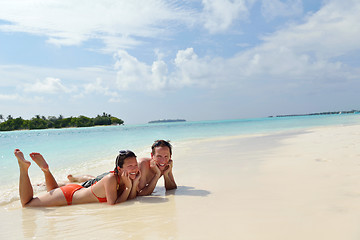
top-left (133, 170), bottom-right (141, 183)
top-left (121, 171), bottom-right (132, 189)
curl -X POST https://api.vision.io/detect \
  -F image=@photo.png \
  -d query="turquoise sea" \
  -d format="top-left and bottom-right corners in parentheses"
top-left (1, 114), bottom-right (360, 205)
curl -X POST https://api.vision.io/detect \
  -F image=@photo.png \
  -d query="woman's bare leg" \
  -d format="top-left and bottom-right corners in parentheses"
top-left (14, 149), bottom-right (33, 207)
top-left (29, 152), bottom-right (59, 191)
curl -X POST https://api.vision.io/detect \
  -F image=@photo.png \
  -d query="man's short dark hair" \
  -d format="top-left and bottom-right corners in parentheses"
top-left (151, 140), bottom-right (172, 156)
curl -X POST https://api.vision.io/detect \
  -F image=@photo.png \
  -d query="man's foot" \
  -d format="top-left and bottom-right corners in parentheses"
top-left (14, 149), bottom-right (31, 169)
top-left (29, 152), bottom-right (49, 171)
top-left (67, 174), bottom-right (77, 182)
top-left (67, 174), bottom-right (95, 182)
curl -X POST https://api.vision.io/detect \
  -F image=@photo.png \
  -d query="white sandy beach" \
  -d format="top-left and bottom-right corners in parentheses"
top-left (1, 124), bottom-right (360, 239)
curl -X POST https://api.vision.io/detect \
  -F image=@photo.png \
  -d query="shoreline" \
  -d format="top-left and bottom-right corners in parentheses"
top-left (2, 123), bottom-right (360, 239)
top-left (1, 122), bottom-right (358, 205)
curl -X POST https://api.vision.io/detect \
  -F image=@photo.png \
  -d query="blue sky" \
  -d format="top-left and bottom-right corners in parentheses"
top-left (0, 0), bottom-right (359, 124)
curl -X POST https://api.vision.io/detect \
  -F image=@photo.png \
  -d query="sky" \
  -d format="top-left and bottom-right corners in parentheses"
top-left (0, 0), bottom-right (359, 124)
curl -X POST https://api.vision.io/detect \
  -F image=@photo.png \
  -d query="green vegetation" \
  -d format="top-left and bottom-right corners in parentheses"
top-left (270, 110), bottom-right (360, 118)
top-left (0, 113), bottom-right (124, 131)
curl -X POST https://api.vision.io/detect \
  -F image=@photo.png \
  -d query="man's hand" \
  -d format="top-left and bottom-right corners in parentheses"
top-left (163, 159), bottom-right (173, 176)
top-left (150, 159), bottom-right (161, 176)
top-left (162, 159), bottom-right (177, 190)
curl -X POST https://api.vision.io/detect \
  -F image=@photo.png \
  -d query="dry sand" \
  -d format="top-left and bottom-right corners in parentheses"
top-left (1, 124), bottom-right (360, 239)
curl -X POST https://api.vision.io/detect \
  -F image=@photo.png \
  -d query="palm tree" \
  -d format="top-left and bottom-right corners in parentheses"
top-left (0, 114), bottom-right (3, 122)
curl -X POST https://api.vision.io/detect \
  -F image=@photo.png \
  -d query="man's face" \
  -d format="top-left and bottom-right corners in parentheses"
top-left (152, 146), bottom-right (171, 171)
top-left (121, 157), bottom-right (139, 180)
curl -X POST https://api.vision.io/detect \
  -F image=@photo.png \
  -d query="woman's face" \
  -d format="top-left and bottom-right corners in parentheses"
top-left (121, 157), bottom-right (139, 180)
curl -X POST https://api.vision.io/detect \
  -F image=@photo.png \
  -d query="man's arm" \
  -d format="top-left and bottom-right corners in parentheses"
top-left (163, 160), bottom-right (177, 190)
top-left (137, 172), bottom-right (161, 196)
top-left (137, 160), bottom-right (161, 196)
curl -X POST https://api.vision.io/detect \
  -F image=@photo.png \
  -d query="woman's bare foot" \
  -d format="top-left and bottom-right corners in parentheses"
top-left (29, 152), bottom-right (49, 171)
top-left (14, 149), bottom-right (31, 169)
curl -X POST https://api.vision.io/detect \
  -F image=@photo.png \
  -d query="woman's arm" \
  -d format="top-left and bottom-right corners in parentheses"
top-left (115, 171), bottom-right (132, 204)
top-left (103, 174), bottom-right (120, 205)
top-left (128, 171), bottom-right (141, 200)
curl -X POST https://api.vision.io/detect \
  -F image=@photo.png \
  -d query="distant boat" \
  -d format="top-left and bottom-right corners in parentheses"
top-left (148, 119), bottom-right (186, 124)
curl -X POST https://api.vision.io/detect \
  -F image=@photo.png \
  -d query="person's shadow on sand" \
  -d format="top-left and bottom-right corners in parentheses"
top-left (137, 195), bottom-right (170, 204)
top-left (166, 186), bottom-right (211, 197)
top-left (137, 186), bottom-right (210, 203)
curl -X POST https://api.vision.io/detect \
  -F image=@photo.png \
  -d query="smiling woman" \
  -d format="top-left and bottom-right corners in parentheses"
top-left (14, 148), bottom-right (140, 207)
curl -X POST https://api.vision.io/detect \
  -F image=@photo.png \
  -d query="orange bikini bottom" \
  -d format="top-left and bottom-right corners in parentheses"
top-left (60, 184), bottom-right (84, 205)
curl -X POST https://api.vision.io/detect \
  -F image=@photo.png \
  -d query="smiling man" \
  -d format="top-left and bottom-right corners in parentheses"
top-left (137, 140), bottom-right (177, 196)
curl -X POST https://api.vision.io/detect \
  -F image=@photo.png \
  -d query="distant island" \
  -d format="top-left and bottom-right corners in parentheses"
top-left (269, 110), bottom-right (360, 118)
top-left (148, 119), bottom-right (186, 124)
top-left (0, 112), bottom-right (124, 131)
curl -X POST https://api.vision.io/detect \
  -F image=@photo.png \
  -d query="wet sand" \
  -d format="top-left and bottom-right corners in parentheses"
top-left (1, 124), bottom-right (360, 239)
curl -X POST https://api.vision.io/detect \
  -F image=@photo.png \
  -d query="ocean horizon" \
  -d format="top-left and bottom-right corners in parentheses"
top-left (1, 114), bottom-right (360, 205)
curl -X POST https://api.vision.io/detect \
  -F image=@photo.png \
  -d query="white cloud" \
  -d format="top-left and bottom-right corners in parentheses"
top-left (0, 94), bottom-right (19, 101)
top-left (113, 48), bottom-right (227, 90)
top-left (0, 93), bottom-right (44, 104)
top-left (259, 0), bottom-right (360, 59)
top-left (112, 0), bottom-right (360, 94)
top-left (167, 0), bottom-right (360, 92)
top-left (174, 48), bottom-right (198, 65)
top-left (0, 64), bottom-right (116, 87)
top-left (150, 60), bottom-right (168, 90)
top-left (0, 64), bottom-right (127, 104)
top-left (83, 78), bottom-right (122, 102)
top-left (99, 35), bottom-right (144, 54)
top-left (201, 0), bottom-right (253, 33)
top-left (1, 0), bottom-right (359, 113)
top-left (172, 48), bottom-right (219, 88)
top-left (114, 50), bottom-right (169, 91)
top-left (219, 0), bottom-right (360, 92)
top-left (23, 77), bottom-right (74, 94)
top-left (4, 0), bottom-right (359, 97)
top-left (261, 0), bottom-right (303, 21)
top-left (0, 0), bottom-right (194, 51)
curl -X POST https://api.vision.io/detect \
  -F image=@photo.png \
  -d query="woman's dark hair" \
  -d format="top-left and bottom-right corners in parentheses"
top-left (114, 150), bottom-right (136, 173)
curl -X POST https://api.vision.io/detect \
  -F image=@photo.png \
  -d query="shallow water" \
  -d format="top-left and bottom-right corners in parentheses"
top-left (1, 114), bottom-right (359, 205)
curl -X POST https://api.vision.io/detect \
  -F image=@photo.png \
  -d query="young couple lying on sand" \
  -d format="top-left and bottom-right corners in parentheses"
top-left (14, 140), bottom-right (177, 207)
